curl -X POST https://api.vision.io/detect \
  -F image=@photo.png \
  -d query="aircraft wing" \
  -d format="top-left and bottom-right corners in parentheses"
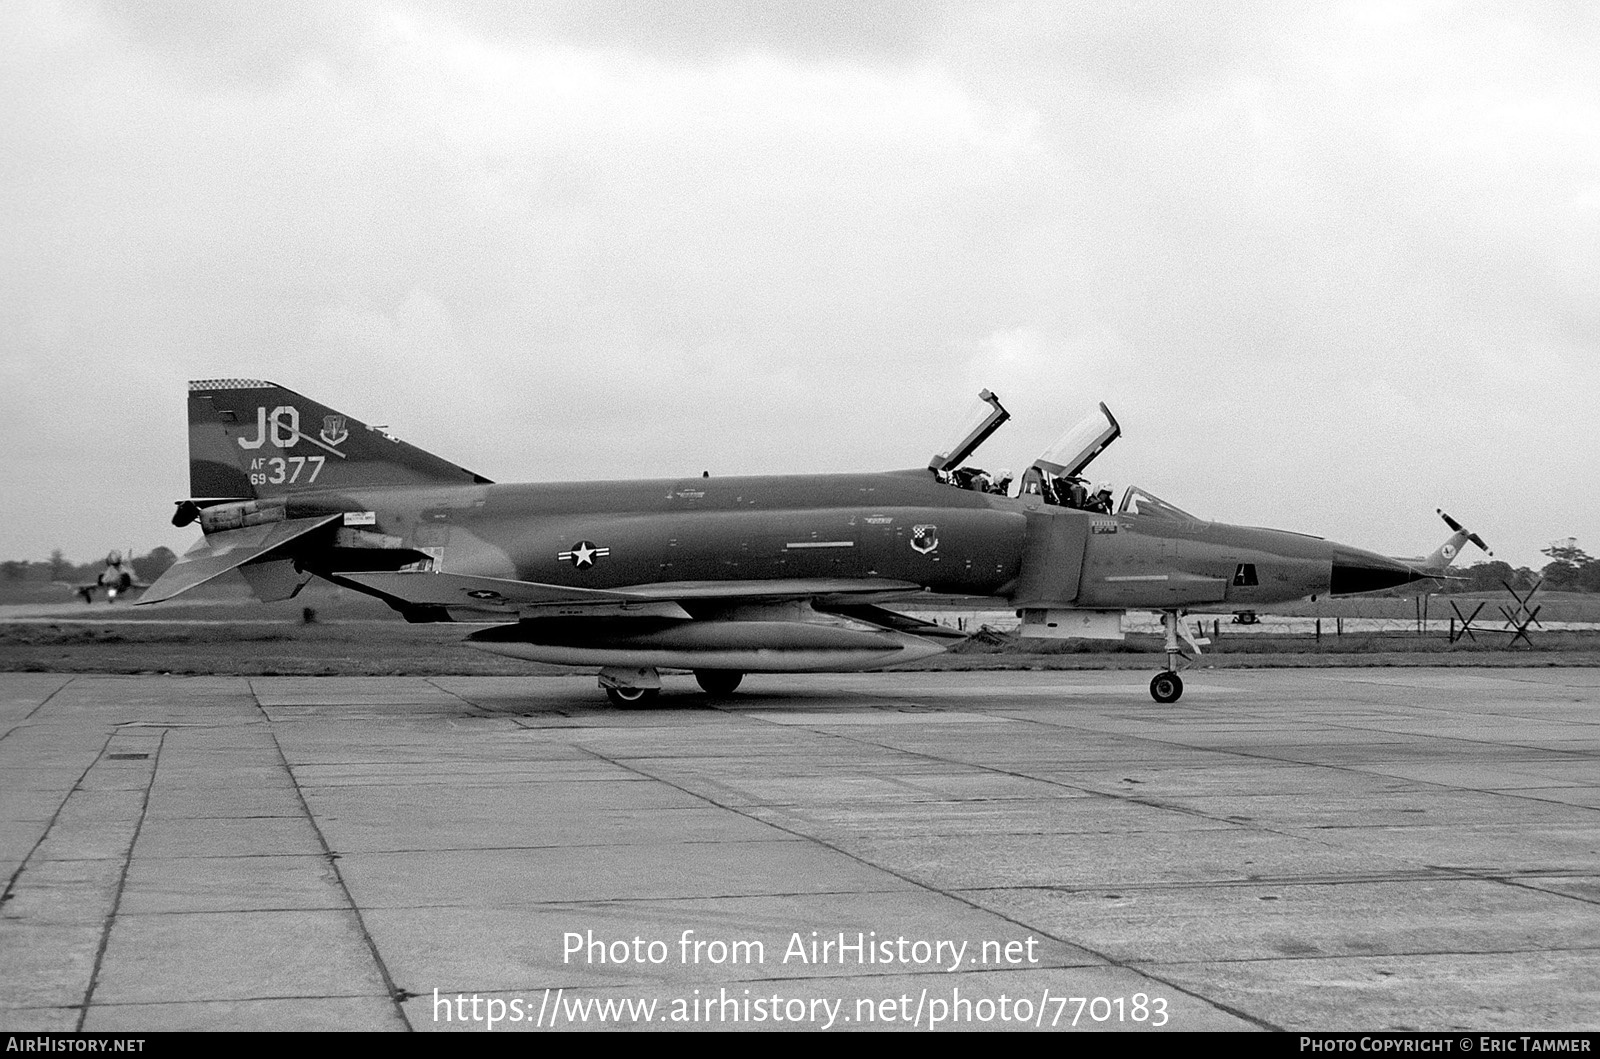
top-left (137, 515), bottom-right (344, 604)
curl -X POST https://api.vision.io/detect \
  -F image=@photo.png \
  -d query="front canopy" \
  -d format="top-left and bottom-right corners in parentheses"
top-left (1117, 486), bottom-right (1200, 522)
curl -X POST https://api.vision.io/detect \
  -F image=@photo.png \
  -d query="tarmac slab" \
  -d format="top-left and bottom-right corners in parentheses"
top-left (0, 668), bottom-right (1596, 1032)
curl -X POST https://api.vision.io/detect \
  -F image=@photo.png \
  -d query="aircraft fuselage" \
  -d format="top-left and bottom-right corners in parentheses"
top-left (272, 469), bottom-right (1407, 612)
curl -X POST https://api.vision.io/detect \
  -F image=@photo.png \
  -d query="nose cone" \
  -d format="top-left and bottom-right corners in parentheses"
top-left (1330, 549), bottom-right (1432, 595)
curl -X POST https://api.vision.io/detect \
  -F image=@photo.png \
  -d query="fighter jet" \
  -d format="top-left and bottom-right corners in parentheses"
top-left (68, 550), bottom-right (148, 603)
top-left (142, 380), bottom-right (1484, 703)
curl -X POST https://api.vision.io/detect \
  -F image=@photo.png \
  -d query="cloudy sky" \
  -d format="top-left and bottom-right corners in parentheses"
top-left (2, 0), bottom-right (1595, 570)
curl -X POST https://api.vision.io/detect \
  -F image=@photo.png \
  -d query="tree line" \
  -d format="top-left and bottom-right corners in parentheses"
top-left (1526, 541), bottom-right (1600, 593)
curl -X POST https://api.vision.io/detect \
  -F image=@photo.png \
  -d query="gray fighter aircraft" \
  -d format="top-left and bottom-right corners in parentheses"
top-left (141, 380), bottom-right (1485, 703)
top-left (67, 550), bottom-right (149, 603)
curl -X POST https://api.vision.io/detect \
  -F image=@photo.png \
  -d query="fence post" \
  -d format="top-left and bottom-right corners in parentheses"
top-left (1315, 618), bottom-right (1321, 643)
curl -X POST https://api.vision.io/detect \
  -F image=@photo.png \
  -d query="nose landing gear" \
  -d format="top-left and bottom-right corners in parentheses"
top-left (1151, 610), bottom-right (1208, 703)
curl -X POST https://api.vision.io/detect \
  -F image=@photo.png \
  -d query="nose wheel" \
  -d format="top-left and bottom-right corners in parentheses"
top-left (1149, 671), bottom-right (1183, 703)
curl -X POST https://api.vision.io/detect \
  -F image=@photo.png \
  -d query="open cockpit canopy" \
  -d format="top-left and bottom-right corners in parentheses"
top-left (929, 389), bottom-right (1015, 495)
top-left (927, 389), bottom-right (1009, 474)
top-left (1018, 403), bottom-right (1123, 510)
top-left (1033, 402), bottom-right (1120, 479)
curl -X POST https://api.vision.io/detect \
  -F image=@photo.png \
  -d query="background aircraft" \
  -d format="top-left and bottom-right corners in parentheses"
top-left (67, 550), bottom-right (148, 603)
top-left (142, 380), bottom-right (1484, 703)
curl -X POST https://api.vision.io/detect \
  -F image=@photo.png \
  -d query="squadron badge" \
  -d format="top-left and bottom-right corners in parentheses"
top-left (320, 414), bottom-right (349, 447)
top-left (910, 524), bottom-right (938, 555)
top-left (558, 541), bottom-right (610, 570)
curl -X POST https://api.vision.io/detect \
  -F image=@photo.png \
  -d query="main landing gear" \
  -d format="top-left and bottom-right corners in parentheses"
top-left (597, 666), bottom-right (746, 706)
top-left (694, 670), bottom-right (744, 696)
top-left (599, 666), bottom-right (661, 708)
top-left (1150, 610), bottom-right (1208, 703)
top-left (605, 685), bottom-right (658, 708)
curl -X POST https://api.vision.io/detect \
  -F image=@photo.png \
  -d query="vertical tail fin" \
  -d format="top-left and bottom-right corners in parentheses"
top-left (187, 379), bottom-right (491, 499)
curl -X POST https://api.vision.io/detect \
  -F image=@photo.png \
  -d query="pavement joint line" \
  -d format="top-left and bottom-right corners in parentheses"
top-left (1362, 701), bottom-right (1600, 729)
top-left (306, 838), bottom-right (816, 855)
top-left (420, 677), bottom-right (497, 718)
top-left (1, 724), bottom-right (117, 909)
top-left (1263, 710), bottom-right (1600, 759)
top-left (1127, 943), bottom-right (1600, 968)
top-left (954, 869), bottom-right (1570, 893)
top-left (118, 905), bottom-right (352, 916)
top-left (113, 720), bottom-right (266, 728)
top-left (255, 693), bottom-right (415, 1031)
top-left (0, 675), bottom-right (76, 744)
top-left (567, 736), bottom-right (1285, 1032)
top-left (1440, 868), bottom-right (1600, 908)
top-left (71, 991), bottom-right (403, 1008)
top-left (78, 727), bottom-right (168, 1032)
top-left (321, 887), bottom-right (923, 911)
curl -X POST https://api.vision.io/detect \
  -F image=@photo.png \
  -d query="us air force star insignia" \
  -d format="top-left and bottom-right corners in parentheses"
top-left (557, 541), bottom-right (610, 570)
top-left (910, 524), bottom-right (938, 554)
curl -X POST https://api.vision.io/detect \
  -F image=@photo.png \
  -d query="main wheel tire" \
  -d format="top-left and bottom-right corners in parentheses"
top-left (1149, 671), bottom-right (1183, 703)
top-left (605, 686), bottom-right (659, 708)
top-left (695, 670), bottom-right (744, 696)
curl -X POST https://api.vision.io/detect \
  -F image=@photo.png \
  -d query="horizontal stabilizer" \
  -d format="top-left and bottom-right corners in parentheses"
top-left (137, 515), bottom-right (342, 604)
